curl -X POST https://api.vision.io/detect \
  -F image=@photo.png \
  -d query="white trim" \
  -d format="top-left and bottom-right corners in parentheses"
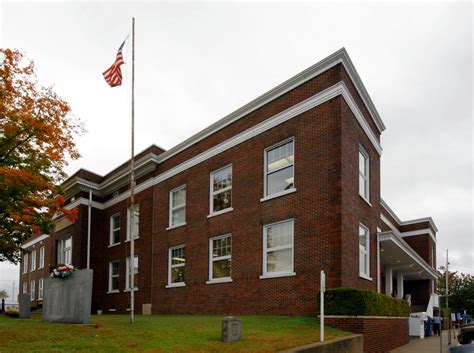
top-left (168, 245), bottom-right (185, 286)
top-left (166, 222), bottom-right (187, 231)
top-left (30, 280), bottom-right (35, 301)
top-left (381, 213), bottom-right (436, 243)
top-left (126, 205), bottom-right (139, 241)
top-left (109, 212), bottom-right (121, 246)
top-left (207, 207), bottom-right (234, 218)
top-left (264, 138), bottom-right (295, 198)
top-left (108, 260), bottom-right (120, 292)
top-left (38, 278), bottom-right (43, 300)
top-left (169, 184), bottom-right (186, 228)
top-left (39, 246), bottom-right (45, 269)
top-left (30, 249), bottom-right (36, 272)
top-left (260, 188), bottom-right (297, 202)
top-left (21, 234), bottom-right (49, 249)
top-left (209, 164), bottom-right (233, 216)
top-left (359, 274), bottom-right (373, 281)
top-left (262, 219), bottom-right (295, 278)
top-left (379, 230), bottom-right (437, 279)
top-left (359, 223), bottom-right (370, 278)
top-left (107, 290), bottom-right (120, 294)
top-left (359, 195), bottom-right (372, 207)
top-left (209, 234), bottom-right (232, 282)
top-left (23, 253), bottom-right (28, 274)
top-left (125, 256), bottom-right (138, 291)
top-left (358, 145), bottom-right (370, 202)
top-left (107, 242), bottom-right (121, 248)
top-left (380, 198), bottom-right (438, 232)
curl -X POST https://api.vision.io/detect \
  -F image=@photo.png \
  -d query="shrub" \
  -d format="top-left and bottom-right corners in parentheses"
top-left (318, 287), bottom-right (410, 317)
top-left (4, 308), bottom-right (19, 318)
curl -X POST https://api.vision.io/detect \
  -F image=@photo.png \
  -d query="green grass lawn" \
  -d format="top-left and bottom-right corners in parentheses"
top-left (0, 314), bottom-right (348, 352)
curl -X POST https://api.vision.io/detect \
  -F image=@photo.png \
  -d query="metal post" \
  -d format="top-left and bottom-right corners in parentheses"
top-left (87, 189), bottom-right (92, 269)
top-left (446, 249), bottom-right (451, 345)
top-left (320, 270), bottom-right (325, 342)
top-left (129, 16), bottom-right (136, 324)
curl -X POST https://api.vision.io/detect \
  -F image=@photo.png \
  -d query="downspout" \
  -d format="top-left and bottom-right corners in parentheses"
top-left (376, 227), bottom-right (381, 293)
top-left (87, 189), bottom-right (92, 269)
top-left (150, 167), bottom-right (156, 306)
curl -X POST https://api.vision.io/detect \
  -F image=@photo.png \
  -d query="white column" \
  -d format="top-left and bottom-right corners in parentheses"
top-left (397, 272), bottom-right (404, 299)
top-left (385, 266), bottom-right (393, 296)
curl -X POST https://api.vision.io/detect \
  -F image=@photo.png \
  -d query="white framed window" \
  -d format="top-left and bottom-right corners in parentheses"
top-left (359, 223), bottom-right (370, 278)
top-left (208, 234), bottom-right (232, 283)
top-left (264, 138), bottom-right (295, 198)
top-left (126, 205), bottom-right (139, 241)
top-left (169, 185), bottom-right (186, 228)
top-left (30, 280), bottom-right (35, 301)
top-left (209, 165), bottom-right (232, 215)
top-left (38, 278), bottom-right (44, 300)
top-left (108, 260), bottom-right (120, 292)
top-left (125, 256), bottom-right (138, 290)
top-left (359, 145), bottom-right (370, 201)
top-left (57, 236), bottom-right (72, 264)
top-left (167, 245), bottom-right (185, 287)
top-left (22, 281), bottom-right (27, 294)
top-left (23, 254), bottom-right (28, 274)
top-left (30, 249), bottom-right (36, 271)
top-left (110, 213), bottom-right (121, 246)
top-left (39, 246), bottom-right (45, 269)
top-left (261, 219), bottom-right (295, 278)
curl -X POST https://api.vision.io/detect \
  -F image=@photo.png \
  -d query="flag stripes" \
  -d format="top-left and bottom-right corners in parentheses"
top-left (103, 40), bottom-right (126, 87)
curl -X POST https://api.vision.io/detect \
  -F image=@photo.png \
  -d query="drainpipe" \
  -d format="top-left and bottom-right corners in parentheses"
top-left (86, 189), bottom-right (92, 269)
top-left (376, 228), bottom-right (381, 293)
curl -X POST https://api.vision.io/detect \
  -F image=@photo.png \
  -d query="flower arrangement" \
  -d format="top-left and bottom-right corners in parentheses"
top-left (50, 263), bottom-right (78, 279)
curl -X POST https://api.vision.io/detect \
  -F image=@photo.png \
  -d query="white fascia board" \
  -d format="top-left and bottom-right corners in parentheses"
top-left (65, 197), bottom-right (104, 211)
top-left (380, 198), bottom-right (403, 225)
top-left (379, 231), bottom-right (437, 279)
top-left (21, 234), bottom-right (50, 249)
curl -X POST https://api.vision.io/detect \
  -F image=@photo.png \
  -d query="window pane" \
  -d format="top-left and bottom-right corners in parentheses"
top-left (113, 230), bottom-right (120, 244)
top-left (359, 226), bottom-right (367, 250)
top-left (171, 247), bottom-right (185, 265)
top-left (112, 277), bottom-right (119, 290)
top-left (172, 266), bottom-right (185, 283)
top-left (113, 215), bottom-right (120, 229)
top-left (172, 188), bottom-right (186, 208)
top-left (65, 237), bottom-right (72, 249)
top-left (172, 207), bottom-right (185, 225)
top-left (212, 259), bottom-right (231, 279)
top-left (267, 141), bottom-right (294, 173)
top-left (112, 262), bottom-right (119, 276)
top-left (359, 151), bottom-right (366, 174)
top-left (359, 249), bottom-right (366, 274)
top-left (213, 189), bottom-right (232, 212)
top-left (267, 248), bottom-right (292, 273)
top-left (212, 236), bottom-right (231, 258)
top-left (267, 222), bottom-right (292, 248)
top-left (267, 166), bottom-right (294, 195)
top-left (359, 175), bottom-right (366, 197)
top-left (213, 167), bottom-right (232, 192)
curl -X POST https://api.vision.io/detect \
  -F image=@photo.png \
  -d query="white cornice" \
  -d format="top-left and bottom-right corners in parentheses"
top-left (380, 213), bottom-right (436, 244)
top-left (379, 230), bottom-right (437, 279)
top-left (21, 234), bottom-right (50, 249)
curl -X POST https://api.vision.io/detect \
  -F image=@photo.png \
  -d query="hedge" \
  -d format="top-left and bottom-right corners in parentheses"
top-left (318, 287), bottom-right (410, 317)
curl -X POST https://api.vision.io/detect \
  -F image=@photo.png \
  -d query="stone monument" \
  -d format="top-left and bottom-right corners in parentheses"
top-left (18, 293), bottom-right (31, 319)
top-left (221, 316), bottom-right (242, 343)
top-left (43, 269), bottom-right (93, 324)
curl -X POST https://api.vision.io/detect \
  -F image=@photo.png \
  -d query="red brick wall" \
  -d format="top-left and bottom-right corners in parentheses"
top-left (325, 316), bottom-right (409, 353)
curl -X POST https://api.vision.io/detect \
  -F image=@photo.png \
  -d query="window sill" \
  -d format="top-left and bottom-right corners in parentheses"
top-left (166, 282), bottom-right (186, 288)
top-left (108, 242), bottom-right (121, 248)
top-left (125, 237), bottom-right (140, 243)
top-left (260, 188), bottom-right (297, 202)
top-left (359, 274), bottom-right (373, 281)
top-left (206, 278), bottom-right (233, 285)
top-left (107, 290), bottom-right (120, 294)
top-left (166, 222), bottom-right (187, 231)
top-left (108, 309), bottom-right (117, 312)
top-left (260, 272), bottom-right (296, 280)
top-left (359, 194), bottom-right (372, 207)
top-left (207, 207), bottom-right (234, 218)
top-left (124, 288), bottom-right (139, 292)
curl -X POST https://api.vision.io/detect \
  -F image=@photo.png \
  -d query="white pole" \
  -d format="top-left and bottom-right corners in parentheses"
top-left (320, 270), bottom-right (325, 342)
top-left (446, 249), bottom-right (450, 344)
top-left (129, 16), bottom-right (136, 324)
top-left (87, 189), bottom-right (92, 269)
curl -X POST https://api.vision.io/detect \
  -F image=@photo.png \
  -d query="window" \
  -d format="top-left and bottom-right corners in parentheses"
top-left (359, 224), bottom-right (370, 278)
top-left (210, 165), bottom-right (232, 215)
top-left (126, 205), bottom-right (139, 240)
top-left (23, 254), bottom-right (28, 274)
top-left (125, 256), bottom-right (138, 290)
top-left (30, 280), bottom-right (35, 301)
top-left (265, 139), bottom-right (295, 197)
top-left (39, 246), bottom-right (45, 269)
top-left (110, 213), bottom-right (121, 245)
top-left (31, 249), bottom-right (36, 271)
top-left (22, 282), bottom-right (27, 294)
top-left (359, 146), bottom-right (370, 201)
top-left (38, 278), bottom-right (44, 300)
top-left (109, 261), bottom-right (120, 292)
top-left (209, 235), bottom-right (232, 282)
top-left (168, 245), bottom-right (185, 286)
top-left (169, 185), bottom-right (186, 227)
top-left (57, 236), bottom-right (72, 264)
top-left (262, 220), bottom-right (294, 277)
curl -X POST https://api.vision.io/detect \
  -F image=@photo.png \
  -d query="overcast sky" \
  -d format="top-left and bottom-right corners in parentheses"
top-left (0, 1), bottom-right (472, 300)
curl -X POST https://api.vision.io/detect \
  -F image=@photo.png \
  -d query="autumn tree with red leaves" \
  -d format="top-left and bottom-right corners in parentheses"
top-left (0, 49), bottom-right (82, 263)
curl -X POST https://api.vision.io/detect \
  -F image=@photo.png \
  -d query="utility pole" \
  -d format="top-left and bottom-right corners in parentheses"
top-left (446, 249), bottom-right (451, 345)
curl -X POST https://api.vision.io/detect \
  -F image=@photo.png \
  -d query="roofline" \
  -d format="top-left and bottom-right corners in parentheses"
top-left (381, 198), bottom-right (438, 233)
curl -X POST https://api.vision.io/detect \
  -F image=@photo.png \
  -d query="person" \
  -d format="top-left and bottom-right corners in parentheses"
top-left (433, 311), bottom-right (441, 336)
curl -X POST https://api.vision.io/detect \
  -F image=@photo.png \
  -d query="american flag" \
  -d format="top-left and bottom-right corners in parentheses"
top-left (103, 40), bottom-right (126, 87)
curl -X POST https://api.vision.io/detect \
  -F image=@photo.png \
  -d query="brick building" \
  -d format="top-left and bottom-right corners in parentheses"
top-left (19, 48), bottom-right (439, 316)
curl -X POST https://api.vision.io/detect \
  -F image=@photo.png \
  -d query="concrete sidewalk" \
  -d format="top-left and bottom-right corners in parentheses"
top-left (391, 331), bottom-right (462, 353)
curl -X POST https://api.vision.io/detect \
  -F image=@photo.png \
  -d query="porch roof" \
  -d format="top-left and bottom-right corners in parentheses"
top-left (379, 230), bottom-right (437, 280)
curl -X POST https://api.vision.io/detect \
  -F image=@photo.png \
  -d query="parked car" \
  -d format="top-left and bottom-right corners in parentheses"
top-left (458, 323), bottom-right (474, 345)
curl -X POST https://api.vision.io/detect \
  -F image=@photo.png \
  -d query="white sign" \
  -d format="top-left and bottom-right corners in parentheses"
top-left (320, 270), bottom-right (326, 342)
top-left (321, 270), bottom-right (326, 292)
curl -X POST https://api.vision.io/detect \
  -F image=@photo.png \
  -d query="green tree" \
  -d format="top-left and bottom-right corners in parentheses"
top-left (437, 270), bottom-right (474, 314)
top-left (0, 289), bottom-right (7, 299)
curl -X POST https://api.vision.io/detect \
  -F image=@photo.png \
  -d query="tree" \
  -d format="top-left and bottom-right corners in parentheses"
top-left (0, 289), bottom-right (7, 299)
top-left (0, 49), bottom-right (82, 263)
top-left (437, 270), bottom-right (474, 314)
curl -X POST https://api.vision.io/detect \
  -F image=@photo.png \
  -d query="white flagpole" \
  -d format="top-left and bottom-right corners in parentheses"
top-left (129, 16), bottom-right (136, 324)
